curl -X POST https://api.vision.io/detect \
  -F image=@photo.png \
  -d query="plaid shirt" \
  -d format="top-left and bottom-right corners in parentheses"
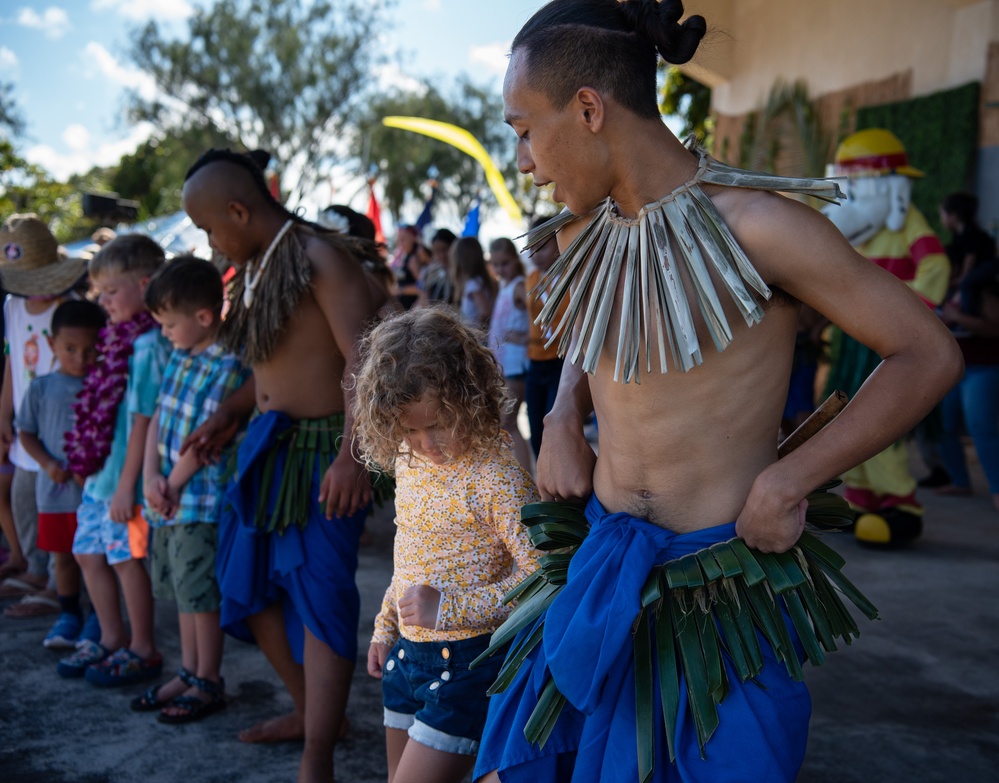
top-left (148, 342), bottom-right (249, 527)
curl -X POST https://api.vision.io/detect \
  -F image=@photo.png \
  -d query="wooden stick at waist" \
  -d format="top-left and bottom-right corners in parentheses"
top-left (777, 390), bottom-right (848, 459)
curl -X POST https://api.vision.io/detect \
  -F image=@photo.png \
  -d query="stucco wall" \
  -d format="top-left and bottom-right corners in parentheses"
top-left (684, 0), bottom-right (998, 115)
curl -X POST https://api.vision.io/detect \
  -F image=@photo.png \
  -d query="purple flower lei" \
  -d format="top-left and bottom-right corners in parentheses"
top-left (65, 310), bottom-right (157, 478)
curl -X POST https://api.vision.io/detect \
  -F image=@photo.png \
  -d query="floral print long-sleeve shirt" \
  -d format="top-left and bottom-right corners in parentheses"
top-left (372, 436), bottom-right (541, 645)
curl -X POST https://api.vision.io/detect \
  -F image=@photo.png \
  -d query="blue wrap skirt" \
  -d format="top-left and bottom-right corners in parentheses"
top-left (216, 410), bottom-right (367, 664)
top-left (474, 495), bottom-right (810, 782)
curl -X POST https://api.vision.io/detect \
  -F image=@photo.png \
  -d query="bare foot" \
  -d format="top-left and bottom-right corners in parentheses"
top-left (936, 484), bottom-right (972, 496)
top-left (0, 557), bottom-right (27, 579)
top-left (239, 711), bottom-right (305, 744)
top-left (298, 748), bottom-right (333, 783)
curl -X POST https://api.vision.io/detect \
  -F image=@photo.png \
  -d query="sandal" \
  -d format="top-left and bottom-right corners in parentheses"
top-left (131, 667), bottom-right (194, 712)
top-left (158, 674), bottom-right (227, 724)
top-left (84, 647), bottom-right (164, 687)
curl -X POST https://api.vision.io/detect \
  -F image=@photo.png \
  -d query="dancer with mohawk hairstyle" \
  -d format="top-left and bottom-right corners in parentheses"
top-left (181, 148), bottom-right (382, 783)
top-left (472, 1), bottom-right (962, 781)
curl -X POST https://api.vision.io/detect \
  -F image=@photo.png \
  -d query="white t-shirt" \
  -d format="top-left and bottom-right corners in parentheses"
top-left (4, 295), bottom-right (63, 470)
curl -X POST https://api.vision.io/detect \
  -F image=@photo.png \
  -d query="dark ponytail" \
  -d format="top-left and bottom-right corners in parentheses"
top-left (619, 0), bottom-right (706, 65)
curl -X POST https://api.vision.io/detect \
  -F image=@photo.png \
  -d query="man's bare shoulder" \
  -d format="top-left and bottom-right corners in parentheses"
top-left (302, 233), bottom-right (368, 285)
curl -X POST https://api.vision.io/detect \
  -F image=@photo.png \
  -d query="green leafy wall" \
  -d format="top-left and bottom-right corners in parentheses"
top-left (856, 82), bottom-right (980, 237)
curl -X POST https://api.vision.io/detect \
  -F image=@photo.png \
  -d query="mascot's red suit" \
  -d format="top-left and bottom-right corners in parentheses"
top-left (822, 129), bottom-right (950, 546)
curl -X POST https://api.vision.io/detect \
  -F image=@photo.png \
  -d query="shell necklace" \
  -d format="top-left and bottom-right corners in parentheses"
top-left (243, 219), bottom-right (295, 309)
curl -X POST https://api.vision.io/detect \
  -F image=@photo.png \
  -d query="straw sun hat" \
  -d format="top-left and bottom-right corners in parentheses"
top-left (0, 213), bottom-right (88, 297)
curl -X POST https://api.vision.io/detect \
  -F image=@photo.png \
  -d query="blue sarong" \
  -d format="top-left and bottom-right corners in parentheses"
top-left (216, 410), bottom-right (367, 663)
top-left (474, 495), bottom-right (811, 783)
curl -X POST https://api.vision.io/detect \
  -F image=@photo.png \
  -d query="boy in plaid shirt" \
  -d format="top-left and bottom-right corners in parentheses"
top-left (137, 255), bottom-right (249, 724)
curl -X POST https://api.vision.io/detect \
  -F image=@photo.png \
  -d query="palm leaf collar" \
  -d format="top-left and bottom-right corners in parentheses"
top-left (525, 142), bottom-right (843, 383)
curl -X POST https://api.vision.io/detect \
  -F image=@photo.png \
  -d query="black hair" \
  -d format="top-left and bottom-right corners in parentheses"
top-left (941, 192), bottom-right (980, 226)
top-left (324, 204), bottom-right (377, 241)
top-left (51, 299), bottom-right (107, 336)
top-left (512, 0), bottom-right (706, 120)
top-left (144, 253), bottom-right (224, 317)
top-left (185, 148), bottom-right (333, 234)
top-left (431, 228), bottom-right (457, 245)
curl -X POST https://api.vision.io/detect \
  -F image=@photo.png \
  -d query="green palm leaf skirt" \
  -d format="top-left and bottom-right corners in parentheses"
top-left (472, 489), bottom-right (877, 781)
top-left (252, 412), bottom-right (393, 534)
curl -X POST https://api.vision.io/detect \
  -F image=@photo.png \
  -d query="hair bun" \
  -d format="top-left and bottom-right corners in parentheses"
top-left (621, 0), bottom-right (706, 65)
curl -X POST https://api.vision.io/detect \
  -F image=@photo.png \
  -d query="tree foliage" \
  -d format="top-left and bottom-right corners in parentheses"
top-left (110, 125), bottom-right (236, 219)
top-left (126, 0), bottom-right (389, 204)
top-left (355, 78), bottom-right (517, 223)
top-left (658, 66), bottom-right (713, 146)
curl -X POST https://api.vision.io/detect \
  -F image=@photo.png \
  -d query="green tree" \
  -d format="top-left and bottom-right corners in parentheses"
top-left (0, 84), bottom-right (99, 242)
top-left (110, 125), bottom-right (236, 219)
top-left (126, 0), bottom-right (389, 204)
top-left (658, 66), bottom-right (713, 146)
top-left (355, 77), bottom-right (517, 223)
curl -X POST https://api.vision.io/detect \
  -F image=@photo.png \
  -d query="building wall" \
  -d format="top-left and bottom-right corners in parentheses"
top-left (685, 0), bottom-right (999, 228)
top-left (685, 0), bottom-right (997, 114)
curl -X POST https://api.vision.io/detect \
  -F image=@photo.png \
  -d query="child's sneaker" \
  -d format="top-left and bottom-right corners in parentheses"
top-left (84, 647), bottom-right (163, 687)
top-left (43, 612), bottom-right (82, 649)
top-left (57, 639), bottom-right (110, 678)
top-left (76, 612), bottom-right (101, 648)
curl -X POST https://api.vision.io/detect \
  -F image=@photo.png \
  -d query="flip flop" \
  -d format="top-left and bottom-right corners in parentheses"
top-left (0, 576), bottom-right (45, 599)
top-left (3, 592), bottom-right (60, 618)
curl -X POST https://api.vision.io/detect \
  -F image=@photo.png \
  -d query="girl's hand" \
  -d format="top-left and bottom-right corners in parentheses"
top-left (367, 642), bottom-right (391, 678)
top-left (398, 584), bottom-right (441, 629)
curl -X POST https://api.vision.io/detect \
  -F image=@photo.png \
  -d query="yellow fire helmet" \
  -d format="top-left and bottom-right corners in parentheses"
top-left (833, 128), bottom-right (924, 178)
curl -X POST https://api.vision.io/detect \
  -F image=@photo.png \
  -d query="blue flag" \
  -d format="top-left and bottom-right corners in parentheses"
top-left (414, 188), bottom-right (435, 233)
top-left (462, 198), bottom-right (481, 237)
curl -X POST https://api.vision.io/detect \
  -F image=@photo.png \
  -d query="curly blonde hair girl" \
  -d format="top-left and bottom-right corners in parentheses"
top-left (352, 306), bottom-right (513, 473)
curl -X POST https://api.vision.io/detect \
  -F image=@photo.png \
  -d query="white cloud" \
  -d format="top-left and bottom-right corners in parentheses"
top-left (16, 6), bottom-right (71, 39)
top-left (24, 121), bottom-right (154, 180)
top-left (422, 0), bottom-right (442, 10)
top-left (81, 41), bottom-right (158, 101)
top-left (62, 123), bottom-right (91, 152)
top-left (0, 46), bottom-right (18, 75)
top-left (468, 42), bottom-right (510, 77)
top-left (374, 61), bottom-right (427, 95)
top-left (90, 0), bottom-right (193, 21)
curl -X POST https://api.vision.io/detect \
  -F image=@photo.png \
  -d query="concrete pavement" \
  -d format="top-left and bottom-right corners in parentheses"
top-left (1, 448), bottom-right (997, 782)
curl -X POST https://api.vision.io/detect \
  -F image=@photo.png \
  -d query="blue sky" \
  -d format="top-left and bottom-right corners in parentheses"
top-left (1, 0), bottom-right (544, 181)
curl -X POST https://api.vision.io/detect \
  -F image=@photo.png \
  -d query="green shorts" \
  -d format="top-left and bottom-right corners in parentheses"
top-left (151, 523), bottom-right (221, 614)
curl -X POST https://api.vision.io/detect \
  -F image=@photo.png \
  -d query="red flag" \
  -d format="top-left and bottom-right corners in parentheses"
top-left (366, 181), bottom-right (385, 244)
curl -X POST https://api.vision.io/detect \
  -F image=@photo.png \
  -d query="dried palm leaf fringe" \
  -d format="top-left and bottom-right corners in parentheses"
top-left (524, 140), bottom-right (843, 383)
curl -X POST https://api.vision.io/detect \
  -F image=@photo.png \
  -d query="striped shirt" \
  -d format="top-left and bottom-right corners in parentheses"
top-left (148, 342), bottom-right (249, 527)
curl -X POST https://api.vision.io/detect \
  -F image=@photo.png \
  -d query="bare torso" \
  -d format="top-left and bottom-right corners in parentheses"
top-left (568, 184), bottom-right (801, 531)
top-left (252, 288), bottom-right (347, 419)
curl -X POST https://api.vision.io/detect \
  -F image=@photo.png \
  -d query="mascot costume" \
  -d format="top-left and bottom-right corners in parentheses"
top-left (823, 129), bottom-right (950, 546)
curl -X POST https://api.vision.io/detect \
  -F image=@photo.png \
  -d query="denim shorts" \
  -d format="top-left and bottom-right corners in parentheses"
top-left (382, 634), bottom-right (503, 756)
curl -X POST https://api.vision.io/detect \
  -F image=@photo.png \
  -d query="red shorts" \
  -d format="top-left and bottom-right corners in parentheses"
top-left (38, 512), bottom-right (78, 554)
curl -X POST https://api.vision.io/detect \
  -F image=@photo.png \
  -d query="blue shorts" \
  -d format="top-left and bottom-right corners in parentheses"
top-left (73, 492), bottom-right (149, 565)
top-left (383, 634), bottom-right (503, 756)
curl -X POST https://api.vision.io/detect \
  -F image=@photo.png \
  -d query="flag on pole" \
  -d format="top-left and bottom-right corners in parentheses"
top-left (366, 181), bottom-right (385, 244)
top-left (414, 187), bottom-right (436, 233)
top-left (462, 198), bottom-right (481, 238)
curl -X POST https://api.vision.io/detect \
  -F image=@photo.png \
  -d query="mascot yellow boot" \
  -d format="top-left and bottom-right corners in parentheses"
top-left (823, 129), bottom-right (950, 546)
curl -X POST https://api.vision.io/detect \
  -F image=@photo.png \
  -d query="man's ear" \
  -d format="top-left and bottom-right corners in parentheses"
top-left (227, 199), bottom-right (251, 227)
top-left (575, 87), bottom-right (605, 133)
